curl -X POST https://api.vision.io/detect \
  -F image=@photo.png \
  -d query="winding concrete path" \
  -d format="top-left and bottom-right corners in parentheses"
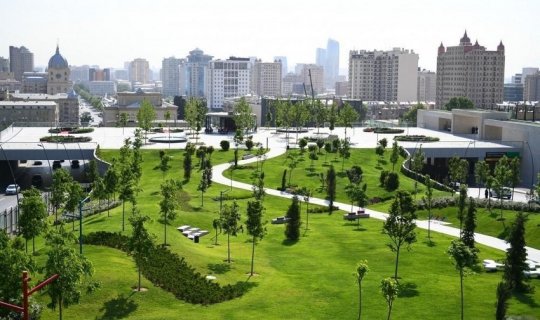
top-left (212, 147), bottom-right (540, 263)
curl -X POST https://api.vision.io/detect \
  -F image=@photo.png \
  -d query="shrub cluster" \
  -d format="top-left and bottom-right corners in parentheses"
top-left (379, 170), bottom-right (399, 191)
top-left (84, 231), bottom-right (251, 304)
top-left (363, 127), bottom-right (404, 134)
top-left (40, 135), bottom-right (92, 143)
top-left (48, 127), bottom-right (94, 134)
top-left (415, 196), bottom-right (540, 213)
top-left (393, 135), bottom-right (440, 142)
top-left (307, 205), bottom-right (339, 213)
top-left (220, 140), bottom-right (230, 151)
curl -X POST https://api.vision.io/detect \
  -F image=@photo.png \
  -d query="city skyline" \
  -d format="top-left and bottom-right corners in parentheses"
top-left (0, 0), bottom-right (538, 79)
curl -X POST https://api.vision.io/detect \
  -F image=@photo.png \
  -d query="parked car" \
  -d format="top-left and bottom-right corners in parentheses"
top-left (5, 184), bottom-right (20, 195)
top-left (71, 160), bottom-right (80, 169)
top-left (33, 161), bottom-right (43, 165)
top-left (490, 187), bottom-right (512, 199)
top-left (31, 175), bottom-right (43, 188)
top-left (52, 160), bottom-right (62, 170)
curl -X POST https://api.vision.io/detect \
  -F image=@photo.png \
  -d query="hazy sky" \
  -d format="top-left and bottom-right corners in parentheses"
top-left (1, 0), bottom-right (538, 79)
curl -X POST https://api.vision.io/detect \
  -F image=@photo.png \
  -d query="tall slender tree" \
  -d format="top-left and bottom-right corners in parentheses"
top-left (382, 191), bottom-right (417, 281)
top-left (423, 175), bottom-right (434, 241)
top-left (462, 197), bottom-right (478, 259)
top-left (128, 206), bottom-right (154, 292)
top-left (246, 200), bottom-right (266, 276)
top-left (221, 201), bottom-right (241, 263)
top-left (447, 239), bottom-right (476, 320)
top-left (337, 102), bottom-right (359, 140)
top-left (355, 260), bottom-right (369, 320)
top-left (474, 160), bottom-right (490, 198)
top-left (503, 212), bottom-right (529, 292)
top-left (285, 196), bottom-right (301, 241)
top-left (18, 187), bottom-right (48, 254)
top-left (326, 165), bottom-right (337, 214)
top-left (390, 141), bottom-right (399, 171)
top-left (160, 179), bottom-right (181, 246)
top-left (136, 99), bottom-right (156, 144)
top-left (457, 184), bottom-right (468, 233)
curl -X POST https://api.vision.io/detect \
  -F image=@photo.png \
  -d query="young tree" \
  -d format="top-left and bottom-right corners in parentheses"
top-left (85, 159), bottom-right (99, 185)
top-left (410, 145), bottom-right (425, 198)
top-left (51, 168), bottom-right (72, 222)
top-left (346, 165), bottom-right (363, 185)
top-left (457, 184), bottom-right (468, 233)
top-left (298, 138), bottom-right (308, 152)
top-left (136, 99), bottom-right (156, 144)
top-left (92, 176), bottom-right (107, 209)
top-left (185, 98), bottom-right (207, 144)
top-left (423, 175), bottom-right (434, 241)
top-left (103, 164), bottom-right (119, 217)
top-left (448, 156), bottom-right (469, 187)
top-left (286, 151), bottom-right (299, 186)
top-left (390, 141), bottom-right (399, 171)
top-left (221, 201), bottom-right (241, 263)
top-left (328, 105), bottom-right (337, 133)
top-left (381, 278), bottom-right (399, 320)
top-left (503, 212), bottom-right (530, 292)
top-left (355, 260), bottom-right (369, 320)
top-left (324, 142), bottom-right (332, 164)
top-left (118, 112), bottom-right (129, 134)
top-left (326, 165), bottom-right (337, 215)
top-left (128, 207), bottom-right (154, 292)
top-left (312, 99), bottom-right (328, 134)
top-left (474, 160), bottom-right (490, 198)
top-left (379, 138), bottom-right (388, 149)
top-left (233, 97), bottom-right (255, 134)
top-left (246, 200), bottom-right (266, 276)
top-left (447, 239), bottom-right (476, 320)
top-left (493, 156), bottom-right (511, 220)
top-left (337, 102), bottom-right (359, 140)
top-left (291, 101), bottom-right (310, 144)
top-left (0, 231), bottom-right (35, 319)
top-left (159, 153), bottom-right (171, 178)
top-left (44, 225), bottom-right (94, 320)
top-left (401, 103), bottom-right (424, 125)
top-left (462, 197), bottom-right (478, 258)
top-left (285, 196), bottom-right (301, 241)
top-left (183, 151), bottom-right (192, 182)
top-left (382, 191), bottom-right (417, 281)
top-left (65, 182), bottom-right (84, 231)
top-left (160, 179), bottom-right (181, 246)
top-left (18, 187), bottom-right (48, 254)
top-left (339, 138), bottom-right (351, 172)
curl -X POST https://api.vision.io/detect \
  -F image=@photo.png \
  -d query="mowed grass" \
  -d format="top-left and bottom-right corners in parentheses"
top-left (30, 149), bottom-right (538, 319)
top-left (224, 148), bottom-right (447, 208)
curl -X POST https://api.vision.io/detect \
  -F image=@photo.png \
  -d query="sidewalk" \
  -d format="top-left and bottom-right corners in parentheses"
top-left (212, 148), bottom-right (540, 263)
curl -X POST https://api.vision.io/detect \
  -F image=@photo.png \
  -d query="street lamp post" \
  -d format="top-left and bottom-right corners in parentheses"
top-left (78, 193), bottom-right (91, 255)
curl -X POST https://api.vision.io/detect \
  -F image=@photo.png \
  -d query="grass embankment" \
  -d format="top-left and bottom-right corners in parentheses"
top-left (28, 148), bottom-right (538, 319)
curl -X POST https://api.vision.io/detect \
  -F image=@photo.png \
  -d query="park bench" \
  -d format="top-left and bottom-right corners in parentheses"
top-left (271, 216), bottom-right (290, 224)
top-left (242, 153), bottom-right (255, 160)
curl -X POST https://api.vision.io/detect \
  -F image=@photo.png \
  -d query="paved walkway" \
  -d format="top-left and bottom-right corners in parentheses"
top-left (212, 147), bottom-right (540, 263)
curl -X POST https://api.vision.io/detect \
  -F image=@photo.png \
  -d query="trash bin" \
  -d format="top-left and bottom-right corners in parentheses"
top-left (194, 235), bottom-right (199, 243)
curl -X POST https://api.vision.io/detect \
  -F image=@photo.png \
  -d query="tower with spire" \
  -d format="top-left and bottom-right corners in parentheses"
top-left (47, 44), bottom-right (72, 95)
top-left (436, 31), bottom-right (505, 109)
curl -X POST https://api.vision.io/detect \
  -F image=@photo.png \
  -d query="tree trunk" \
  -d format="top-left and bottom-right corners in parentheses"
top-left (460, 268), bottom-right (464, 320)
top-left (32, 237), bottom-right (35, 255)
top-left (305, 202), bottom-right (309, 232)
top-left (387, 301), bottom-right (392, 320)
top-left (164, 214), bottom-right (167, 246)
top-left (107, 197), bottom-right (110, 217)
top-left (59, 293), bottom-right (63, 320)
top-left (394, 247), bottom-right (401, 281)
top-left (227, 233), bottom-right (231, 263)
top-left (201, 191), bottom-right (204, 207)
top-left (427, 208), bottom-right (431, 240)
top-left (138, 265), bottom-right (142, 292)
top-left (250, 237), bottom-right (256, 276)
top-left (122, 201), bottom-right (125, 231)
top-left (358, 281), bottom-right (362, 320)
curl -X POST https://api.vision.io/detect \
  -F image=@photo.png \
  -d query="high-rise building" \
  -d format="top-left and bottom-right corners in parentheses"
top-left (251, 60), bottom-right (282, 97)
top-left (325, 38), bottom-right (339, 89)
top-left (316, 48), bottom-right (326, 67)
top-left (511, 73), bottom-right (523, 84)
top-left (162, 57), bottom-right (183, 97)
top-left (129, 58), bottom-right (150, 84)
top-left (522, 68), bottom-right (539, 83)
top-left (9, 46), bottom-right (34, 81)
top-left (0, 57), bottom-right (9, 72)
top-left (205, 57), bottom-right (251, 109)
top-left (348, 48), bottom-right (418, 101)
top-left (89, 68), bottom-right (111, 81)
top-left (298, 64), bottom-right (324, 96)
top-left (523, 71), bottom-right (540, 102)
top-left (436, 31), bottom-right (505, 109)
top-left (282, 73), bottom-right (303, 96)
top-left (417, 69), bottom-right (436, 102)
top-left (274, 56), bottom-right (288, 76)
top-left (114, 69), bottom-right (128, 81)
top-left (47, 45), bottom-right (72, 95)
top-left (70, 65), bottom-right (90, 83)
top-left (180, 48), bottom-right (213, 98)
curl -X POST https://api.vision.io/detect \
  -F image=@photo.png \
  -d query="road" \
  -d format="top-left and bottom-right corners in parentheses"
top-left (79, 98), bottom-right (103, 126)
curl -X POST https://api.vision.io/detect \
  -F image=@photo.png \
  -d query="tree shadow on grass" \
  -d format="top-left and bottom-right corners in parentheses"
top-left (514, 291), bottom-right (539, 308)
top-left (423, 239), bottom-right (437, 247)
top-left (207, 263), bottom-right (231, 274)
top-left (97, 293), bottom-right (138, 320)
top-left (86, 217), bottom-right (107, 226)
top-left (397, 282), bottom-right (419, 298)
top-left (352, 227), bottom-right (368, 232)
top-left (281, 239), bottom-right (299, 246)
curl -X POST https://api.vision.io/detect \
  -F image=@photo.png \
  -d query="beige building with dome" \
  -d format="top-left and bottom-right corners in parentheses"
top-left (47, 45), bottom-right (72, 95)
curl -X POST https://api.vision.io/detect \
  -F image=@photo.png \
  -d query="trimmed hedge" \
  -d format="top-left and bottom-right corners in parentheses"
top-left (363, 127), bottom-right (405, 134)
top-left (394, 135), bottom-right (440, 142)
top-left (48, 127), bottom-right (94, 134)
top-left (415, 196), bottom-right (540, 213)
top-left (84, 231), bottom-right (252, 304)
top-left (40, 135), bottom-right (92, 143)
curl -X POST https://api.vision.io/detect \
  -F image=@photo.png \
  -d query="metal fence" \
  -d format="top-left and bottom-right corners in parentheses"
top-left (0, 206), bottom-right (19, 234)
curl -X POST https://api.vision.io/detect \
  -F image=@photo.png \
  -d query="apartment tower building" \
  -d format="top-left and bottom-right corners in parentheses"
top-left (9, 46), bottom-right (34, 81)
top-left (129, 58), bottom-right (150, 84)
top-left (161, 57), bottom-right (183, 97)
top-left (205, 57), bottom-right (251, 109)
top-left (251, 60), bottom-right (282, 97)
top-left (436, 31), bottom-right (505, 109)
top-left (348, 48), bottom-right (418, 101)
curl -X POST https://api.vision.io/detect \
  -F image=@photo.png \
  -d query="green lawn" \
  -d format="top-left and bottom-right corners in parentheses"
top-left (28, 148), bottom-right (538, 319)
